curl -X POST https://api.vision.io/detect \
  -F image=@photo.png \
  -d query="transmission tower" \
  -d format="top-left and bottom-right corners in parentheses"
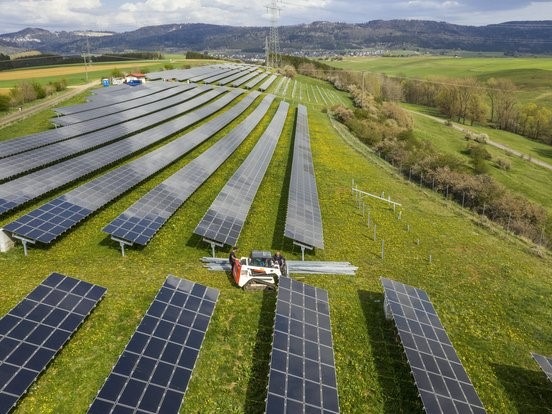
top-left (266, 0), bottom-right (281, 69)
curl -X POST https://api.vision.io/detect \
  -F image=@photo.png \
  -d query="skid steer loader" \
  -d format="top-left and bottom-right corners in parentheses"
top-left (232, 250), bottom-right (286, 291)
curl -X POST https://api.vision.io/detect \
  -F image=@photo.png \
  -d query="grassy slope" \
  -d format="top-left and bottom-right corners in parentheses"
top-left (407, 111), bottom-right (552, 213)
top-left (0, 76), bottom-right (551, 413)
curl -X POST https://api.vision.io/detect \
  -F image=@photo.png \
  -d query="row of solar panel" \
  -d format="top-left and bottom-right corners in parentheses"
top-left (0, 273), bottom-right (219, 414)
top-left (194, 100), bottom-right (290, 247)
top-left (284, 104), bottom-right (325, 250)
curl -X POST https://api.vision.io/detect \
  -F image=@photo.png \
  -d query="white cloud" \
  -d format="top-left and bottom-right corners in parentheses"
top-left (0, 0), bottom-right (551, 33)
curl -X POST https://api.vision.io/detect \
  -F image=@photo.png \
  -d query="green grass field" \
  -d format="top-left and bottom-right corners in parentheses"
top-left (327, 56), bottom-right (552, 108)
top-left (1, 73), bottom-right (552, 414)
top-left (403, 108), bottom-right (552, 213)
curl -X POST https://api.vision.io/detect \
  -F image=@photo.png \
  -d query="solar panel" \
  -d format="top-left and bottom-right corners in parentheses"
top-left (217, 67), bottom-right (257, 86)
top-left (380, 277), bottom-right (486, 414)
top-left (103, 92), bottom-right (272, 247)
top-left (266, 276), bottom-right (340, 413)
top-left (0, 85), bottom-right (207, 159)
top-left (54, 82), bottom-right (175, 116)
top-left (0, 89), bottom-right (240, 216)
top-left (3, 90), bottom-right (257, 246)
top-left (244, 72), bottom-right (269, 89)
top-left (201, 66), bottom-right (250, 84)
top-left (284, 105), bottom-right (324, 250)
top-left (53, 83), bottom-right (195, 127)
top-left (87, 275), bottom-right (219, 414)
top-left (532, 353), bottom-right (552, 382)
top-left (231, 70), bottom-right (262, 87)
top-left (259, 74), bottom-right (278, 92)
top-left (0, 273), bottom-right (106, 413)
top-left (194, 100), bottom-right (289, 247)
top-left (0, 86), bottom-right (217, 182)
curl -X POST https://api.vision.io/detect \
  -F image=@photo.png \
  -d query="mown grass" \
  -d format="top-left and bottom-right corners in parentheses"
top-left (0, 79), bottom-right (551, 414)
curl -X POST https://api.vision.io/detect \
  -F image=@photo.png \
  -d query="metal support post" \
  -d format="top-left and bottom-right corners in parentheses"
top-left (203, 238), bottom-right (224, 258)
top-left (13, 235), bottom-right (36, 257)
top-left (293, 241), bottom-right (313, 261)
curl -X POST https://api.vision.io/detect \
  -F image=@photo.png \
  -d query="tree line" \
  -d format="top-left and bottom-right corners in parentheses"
top-left (0, 52), bottom-right (163, 71)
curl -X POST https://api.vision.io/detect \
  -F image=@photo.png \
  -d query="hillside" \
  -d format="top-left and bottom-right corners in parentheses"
top-left (1, 20), bottom-right (552, 56)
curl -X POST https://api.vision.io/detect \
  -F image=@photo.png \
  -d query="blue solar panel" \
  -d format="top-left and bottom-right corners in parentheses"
top-left (0, 89), bottom-right (239, 217)
top-left (87, 275), bottom-right (219, 414)
top-left (284, 105), bottom-right (324, 250)
top-left (194, 100), bottom-right (289, 247)
top-left (54, 82), bottom-right (176, 116)
top-left (3, 90), bottom-right (258, 246)
top-left (0, 84), bottom-right (203, 159)
top-left (53, 83), bottom-right (194, 127)
top-left (381, 277), bottom-right (486, 414)
top-left (266, 277), bottom-right (340, 413)
top-left (103, 92), bottom-right (271, 246)
top-left (0, 273), bottom-right (106, 413)
top-left (0, 85), bottom-right (214, 181)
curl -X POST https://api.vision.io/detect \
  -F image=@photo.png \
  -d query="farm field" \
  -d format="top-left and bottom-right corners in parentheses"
top-left (327, 56), bottom-right (552, 108)
top-left (0, 58), bottom-right (214, 89)
top-left (0, 68), bottom-right (551, 414)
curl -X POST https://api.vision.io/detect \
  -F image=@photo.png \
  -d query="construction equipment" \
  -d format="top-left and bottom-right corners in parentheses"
top-left (232, 250), bottom-right (286, 290)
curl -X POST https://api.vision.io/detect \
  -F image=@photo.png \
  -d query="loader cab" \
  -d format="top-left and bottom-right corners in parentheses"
top-left (249, 250), bottom-right (274, 267)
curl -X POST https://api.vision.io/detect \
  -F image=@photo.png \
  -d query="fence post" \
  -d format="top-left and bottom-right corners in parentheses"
top-left (381, 239), bottom-right (385, 259)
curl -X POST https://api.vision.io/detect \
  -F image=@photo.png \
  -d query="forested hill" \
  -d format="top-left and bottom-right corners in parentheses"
top-left (1, 20), bottom-right (552, 55)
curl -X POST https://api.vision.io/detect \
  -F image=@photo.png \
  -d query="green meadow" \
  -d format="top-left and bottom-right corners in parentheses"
top-left (0, 72), bottom-right (551, 414)
top-left (328, 56), bottom-right (552, 108)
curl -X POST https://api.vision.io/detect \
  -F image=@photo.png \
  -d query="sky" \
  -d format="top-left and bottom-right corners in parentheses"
top-left (0, 0), bottom-right (552, 34)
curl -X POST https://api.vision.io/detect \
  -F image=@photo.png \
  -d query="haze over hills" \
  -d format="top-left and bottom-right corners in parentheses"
top-left (1, 20), bottom-right (552, 56)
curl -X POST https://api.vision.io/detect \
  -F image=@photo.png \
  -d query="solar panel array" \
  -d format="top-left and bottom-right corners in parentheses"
top-left (380, 277), bottom-right (486, 414)
top-left (0, 273), bottom-right (106, 413)
top-left (103, 92), bottom-right (271, 246)
top-left (0, 85), bottom-right (216, 181)
top-left (3, 90), bottom-right (256, 245)
top-left (87, 275), bottom-right (219, 414)
top-left (284, 105), bottom-right (324, 250)
top-left (266, 276), bottom-right (340, 413)
top-left (54, 82), bottom-right (175, 116)
top-left (194, 100), bottom-right (289, 247)
top-left (0, 89), bottom-right (240, 216)
top-left (0, 85), bottom-right (207, 160)
top-left (53, 83), bottom-right (193, 127)
top-left (532, 353), bottom-right (552, 383)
